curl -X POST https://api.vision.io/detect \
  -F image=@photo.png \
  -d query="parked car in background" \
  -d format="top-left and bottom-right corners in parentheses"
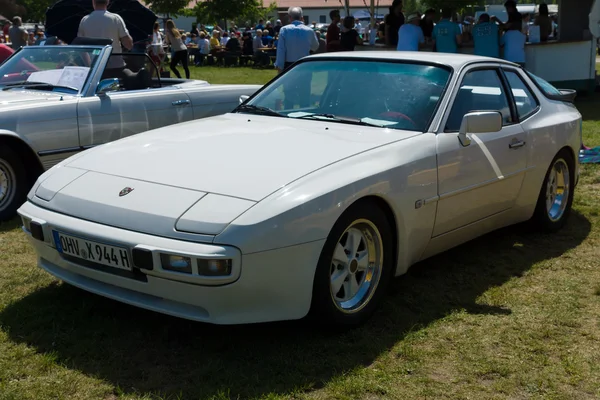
top-left (19, 52), bottom-right (581, 327)
top-left (0, 44), bottom-right (261, 220)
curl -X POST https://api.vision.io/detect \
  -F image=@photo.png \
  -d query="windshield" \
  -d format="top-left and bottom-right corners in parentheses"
top-left (241, 59), bottom-right (451, 132)
top-left (0, 46), bottom-right (102, 93)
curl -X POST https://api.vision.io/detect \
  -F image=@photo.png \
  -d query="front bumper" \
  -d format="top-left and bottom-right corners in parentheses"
top-left (18, 201), bottom-right (324, 325)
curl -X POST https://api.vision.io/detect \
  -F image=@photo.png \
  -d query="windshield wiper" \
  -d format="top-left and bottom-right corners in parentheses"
top-left (235, 104), bottom-right (285, 117)
top-left (295, 113), bottom-right (385, 128)
top-left (2, 81), bottom-right (79, 92)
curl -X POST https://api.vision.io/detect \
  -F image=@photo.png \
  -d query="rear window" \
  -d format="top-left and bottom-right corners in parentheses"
top-left (526, 71), bottom-right (562, 97)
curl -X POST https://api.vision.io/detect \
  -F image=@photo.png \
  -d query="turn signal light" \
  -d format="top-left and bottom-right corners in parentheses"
top-left (198, 259), bottom-right (232, 277)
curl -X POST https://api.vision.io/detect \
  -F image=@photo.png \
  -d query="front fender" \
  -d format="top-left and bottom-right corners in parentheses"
top-left (215, 133), bottom-right (439, 273)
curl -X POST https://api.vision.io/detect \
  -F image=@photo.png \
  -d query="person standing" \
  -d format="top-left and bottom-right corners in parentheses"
top-left (501, 20), bottom-right (526, 67)
top-left (420, 9), bottom-right (436, 40)
top-left (274, 20), bottom-right (283, 35)
top-left (534, 3), bottom-right (552, 42)
top-left (78, 0), bottom-right (133, 78)
top-left (164, 19), bottom-right (190, 79)
top-left (432, 8), bottom-right (462, 53)
top-left (384, 0), bottom-right (404, 47)
top-left (340, 16), bottom-right (363, 51)
top-left (473, 13), bottom-right (500, 58)
top-left (274, 7), bottom-right (319, 73)
top-left (326, 10), bottom-right (341, 52)
top-left (8, 17), bottom-right (28, 50)
top-left (396, 13), bottom-right (424, 51)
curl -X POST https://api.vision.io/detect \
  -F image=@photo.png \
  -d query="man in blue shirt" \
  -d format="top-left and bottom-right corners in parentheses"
top-left (396, 13), bottom-right (424, 51)
top-left (275, 7), bottom-right (319, 73)
top-left (432, 8), bottom-right (462, 53)
top-left (275, 7), bottom-right (319, 109)
top-left (473, 13), bottom-right (500, 58)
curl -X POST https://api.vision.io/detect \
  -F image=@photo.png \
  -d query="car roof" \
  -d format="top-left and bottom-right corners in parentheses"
top-left (305, 51), bottom-right (516, 69)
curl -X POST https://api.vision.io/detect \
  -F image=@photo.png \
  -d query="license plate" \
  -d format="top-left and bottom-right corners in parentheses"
top-left (52, 230), bottom-right (132, 271)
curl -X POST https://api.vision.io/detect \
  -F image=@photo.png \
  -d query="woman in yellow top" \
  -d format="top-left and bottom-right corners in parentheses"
top-left (209, 30), bottom-right (222, 51)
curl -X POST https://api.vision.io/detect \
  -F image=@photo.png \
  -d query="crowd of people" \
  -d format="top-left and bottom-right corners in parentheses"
top-left (387, 0), bottom-right (557, 68)
top-left (1, 17), bottom-right (49, 49)
top-left (0, 0), bottom-right (560, 77)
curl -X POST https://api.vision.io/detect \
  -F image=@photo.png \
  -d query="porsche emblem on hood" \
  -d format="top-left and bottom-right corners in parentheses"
top-left (119, 187), bottom-right (134, 197)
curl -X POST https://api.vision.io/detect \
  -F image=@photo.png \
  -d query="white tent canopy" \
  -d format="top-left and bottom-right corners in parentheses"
top-left (353, 10), bottom-right (385, 19)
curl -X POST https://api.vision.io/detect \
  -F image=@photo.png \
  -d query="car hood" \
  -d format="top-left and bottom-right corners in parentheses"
top-left (0, 89), bottom-right (72, 110)
top-left (31, 113), bottom-right (417, 237)
top-left (63, 113), bottom-right (416, 201)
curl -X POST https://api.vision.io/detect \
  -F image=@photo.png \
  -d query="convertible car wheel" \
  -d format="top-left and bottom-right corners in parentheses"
top-left (311, 202), bottom-right (394, 327)
top-left (531, 149), bottom-right (575, 232)
top-left (0, 147), bottom-right (26, 222)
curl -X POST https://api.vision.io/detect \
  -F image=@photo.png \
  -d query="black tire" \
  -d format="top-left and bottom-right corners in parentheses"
top-left (0, 146), bottom-right (28, 222)
top-left (530, 149), bottom-right (575, 232)
top-left (310, 201), bottom-right (394, 328)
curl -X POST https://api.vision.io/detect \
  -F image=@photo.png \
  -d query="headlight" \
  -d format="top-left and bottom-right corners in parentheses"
top-left (160, 254), bottom-right (192, 274)
top-left (159, 253), bottom-right (232, 277)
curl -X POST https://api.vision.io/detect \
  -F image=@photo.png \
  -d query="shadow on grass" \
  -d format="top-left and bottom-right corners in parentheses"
top-left (575, 92), bottom-right (600, 122)
top-left (0, 217), bottom-right (21, 233)
top-left (0, 211), bottom-right (591, 399)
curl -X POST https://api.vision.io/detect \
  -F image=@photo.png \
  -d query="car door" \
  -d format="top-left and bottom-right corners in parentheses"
top-left (77, 53), bottom-right (194, 147)
top-left (77, 85), bottom-right (194, 147)
top-left (433, 66), bottom-right (529, 237)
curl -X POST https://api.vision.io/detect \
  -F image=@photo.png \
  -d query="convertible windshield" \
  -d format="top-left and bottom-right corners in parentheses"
top-left (0, 46), bottom-right (102, 93)
top-left (240, 59), bottom-right (451, 132)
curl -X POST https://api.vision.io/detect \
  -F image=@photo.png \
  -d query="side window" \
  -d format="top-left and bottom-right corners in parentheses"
top-left (504, 70), bottom-right (538, 120)
top-left (445, 69), bottom-right (513, 132)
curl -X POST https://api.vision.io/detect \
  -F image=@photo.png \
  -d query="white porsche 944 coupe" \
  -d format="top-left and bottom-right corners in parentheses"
top-left (18, 52), bottom-right (581, 327)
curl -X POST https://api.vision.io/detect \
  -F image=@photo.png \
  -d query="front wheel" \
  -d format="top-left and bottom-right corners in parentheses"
top-left (310, 202), bottom-right (394, 327)
top-left (0, 146), bottom-right (27, 222)
top-left (530, 149), bottom-right (575, 232)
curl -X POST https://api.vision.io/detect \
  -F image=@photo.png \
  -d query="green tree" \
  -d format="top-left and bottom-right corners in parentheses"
top-left (145, 0), bottom-right (191, 16)
top-left (0, 0), bottom-right (26, 21)
top-left (194, 0), bottom-right (264, 26)
top-left (15, 0), bottom-right (53, 22)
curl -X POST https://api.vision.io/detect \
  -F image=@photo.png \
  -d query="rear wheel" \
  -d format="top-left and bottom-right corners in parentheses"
top-left (0, 146), bottom-right (27, 222)
top-left (530, 149), bottom-right (575, 232)
top-left (310, 202), bottom-right (394, 327)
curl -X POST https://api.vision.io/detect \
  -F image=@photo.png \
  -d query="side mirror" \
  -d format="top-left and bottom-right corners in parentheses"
top-left (96, 78), bottom-right (120, 96)
top-left (239, 95), bottom-right (249, 104)
top-left (458, 111), bottom-right (502, 147)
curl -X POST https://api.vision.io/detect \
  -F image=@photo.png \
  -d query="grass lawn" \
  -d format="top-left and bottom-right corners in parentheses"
top-left (1, 67), bottom-right (600, 400)
top-left (188, 66), bottom-right (277, 85)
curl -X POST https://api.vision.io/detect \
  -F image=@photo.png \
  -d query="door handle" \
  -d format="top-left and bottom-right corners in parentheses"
top-left (509, 139), bottom-right (526, 149)
top-left (172, 100), bottom-right (191, 106)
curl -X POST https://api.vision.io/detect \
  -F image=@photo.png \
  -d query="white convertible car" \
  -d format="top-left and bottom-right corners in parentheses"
top-left (18, 52), bottom-right (581, 327)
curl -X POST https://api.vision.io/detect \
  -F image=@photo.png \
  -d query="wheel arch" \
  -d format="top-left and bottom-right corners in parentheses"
top-left (0, 133), bottom-right (44, 186)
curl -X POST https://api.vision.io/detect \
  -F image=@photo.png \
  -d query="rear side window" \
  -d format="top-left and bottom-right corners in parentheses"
top-left (504, 70), bottom-right (539, 120)
top-left (526, 71), bottom-right (562, 97)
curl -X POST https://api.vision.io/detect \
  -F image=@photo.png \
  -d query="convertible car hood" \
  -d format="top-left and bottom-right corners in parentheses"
top-left (64, 113), bottom-right (415, 201)
top-left (0, 89), bottom-right (70, 110)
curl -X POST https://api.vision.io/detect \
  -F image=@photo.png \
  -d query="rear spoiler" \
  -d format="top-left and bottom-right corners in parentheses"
top-left (546, 89), bottom-right (577, 103)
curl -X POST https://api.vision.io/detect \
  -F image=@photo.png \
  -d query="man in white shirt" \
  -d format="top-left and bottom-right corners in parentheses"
top-left (274, 7), bottom-right (319, 73)
top-left (78, 0), bottom-right (133, 77)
